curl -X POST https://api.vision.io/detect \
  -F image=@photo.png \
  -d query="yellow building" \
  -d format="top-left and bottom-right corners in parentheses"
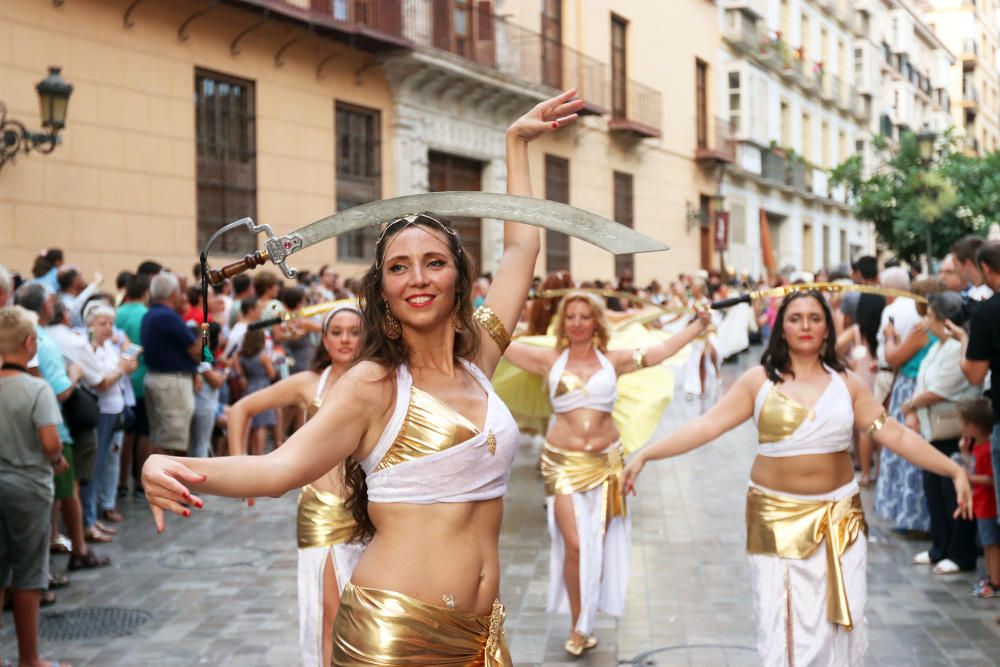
top-left (1, 0), bottom-right (719, 285)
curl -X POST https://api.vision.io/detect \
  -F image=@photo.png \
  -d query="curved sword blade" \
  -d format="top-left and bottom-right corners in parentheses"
top-left (287, 191), bottom-right (669, 256)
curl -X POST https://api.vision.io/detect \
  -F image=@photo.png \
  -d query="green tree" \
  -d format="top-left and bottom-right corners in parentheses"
top-left (830, 132), bottom-right (992, 264)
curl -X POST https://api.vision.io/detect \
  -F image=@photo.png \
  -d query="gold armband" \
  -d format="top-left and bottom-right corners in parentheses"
top-left (473, 306), bottom-right (511, 353)
top-left (632, 347), bottom-right (647, 370)
top-left (867, 410), bottom-right (889, 436)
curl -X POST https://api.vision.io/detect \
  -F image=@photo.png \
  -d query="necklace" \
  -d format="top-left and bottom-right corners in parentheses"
top-left (0, 362), bottom-right (30, 373)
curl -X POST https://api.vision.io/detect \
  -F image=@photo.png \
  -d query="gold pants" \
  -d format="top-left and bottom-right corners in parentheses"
top-left (331, 583), bottom-right (512, 666)
top-left (746, 483), bottom-right (867, 629)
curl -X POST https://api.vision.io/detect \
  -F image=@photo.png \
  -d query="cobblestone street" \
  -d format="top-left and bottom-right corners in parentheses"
top-left (3, 347), bottom-right (999, 666)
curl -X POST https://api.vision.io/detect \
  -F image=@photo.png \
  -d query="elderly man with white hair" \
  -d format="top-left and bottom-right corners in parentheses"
top-left (140, 273), bottom-right (201, 456)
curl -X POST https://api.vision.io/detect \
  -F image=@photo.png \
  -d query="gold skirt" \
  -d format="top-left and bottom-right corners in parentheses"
top-left (331, 583), bottom-right (512, 666)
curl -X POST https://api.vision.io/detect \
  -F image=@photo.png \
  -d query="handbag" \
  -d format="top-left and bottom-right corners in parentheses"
top-left (928, 401), bottom-right (961, 441)
top-left (61, 386), bottom-right (100, 435)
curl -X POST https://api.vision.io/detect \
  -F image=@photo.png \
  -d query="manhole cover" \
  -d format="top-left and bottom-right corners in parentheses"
top-left (38, 607), bottom-right (150, 641)
top-left (158, 547), bottom-right (270, 570)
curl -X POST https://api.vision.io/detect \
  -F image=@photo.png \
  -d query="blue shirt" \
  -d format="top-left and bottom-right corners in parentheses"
top-left (35, 327), bottom-right (73, 444)
top-left (140, 304), bottom-right (197, 374)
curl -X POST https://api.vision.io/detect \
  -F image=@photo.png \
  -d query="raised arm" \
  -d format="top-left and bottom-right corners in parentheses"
top-left (141, 362), bottom-right (391, 531)
top-left (503, 342), bottom-right (558, 377)
top-left (845, 370), bottom-right (973, 519)
top-left (622, 367), bottom-right (762, 493)
top-left (884, 321), bottom-right (927, 369)
top-left (477, 90), bottom-right (583, 375)
top-left (609, 310), bottom-right (711, 375)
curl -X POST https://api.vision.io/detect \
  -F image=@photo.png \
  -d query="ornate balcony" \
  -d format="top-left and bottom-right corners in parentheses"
top-left (609, 79), bottom-right (662, 139)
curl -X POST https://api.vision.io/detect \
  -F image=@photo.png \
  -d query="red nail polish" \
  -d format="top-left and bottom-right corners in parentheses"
top-left (551, 121), bottom-right (559, 129)
top-left (195, 500), bottom-right (203, 509)
top-left (183, 509), bottom-right (191, 517)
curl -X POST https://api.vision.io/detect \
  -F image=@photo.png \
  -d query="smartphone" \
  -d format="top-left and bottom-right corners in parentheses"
top-left (122, 343), bottom-right (143, 360)
top-left (887, 316), bottom-right (895, 325)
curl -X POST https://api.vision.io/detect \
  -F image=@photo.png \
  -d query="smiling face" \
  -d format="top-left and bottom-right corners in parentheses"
top-left (780, 294), bottom-right (828, 356)
top-left (380, 225), bottom-right (460, 331)
top-left (323, 310), bottom-right (362, 365)
top-left (562, 298), bottom-right (597, 345)
top-left (90, 314), bottom-right (115, 345)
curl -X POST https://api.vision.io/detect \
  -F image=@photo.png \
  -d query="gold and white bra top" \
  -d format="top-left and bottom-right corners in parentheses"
top-left (359, 360), bottom-right (519, 505)
top-left (752, 367), bottom-right (854, 457)
top-left (547, 349), bottom-right (617, 414)
top-left (305, 365), bottom-right (333, 421)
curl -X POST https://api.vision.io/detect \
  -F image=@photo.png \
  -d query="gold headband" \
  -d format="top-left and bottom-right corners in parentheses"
top-left (375, 212), bottom-right (459, 270)
top-left (710, 281), bottom-right (929, 310)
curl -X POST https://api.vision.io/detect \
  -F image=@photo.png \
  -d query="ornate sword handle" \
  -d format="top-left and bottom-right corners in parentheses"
top-left (203, 217), bottom-right (304, 285)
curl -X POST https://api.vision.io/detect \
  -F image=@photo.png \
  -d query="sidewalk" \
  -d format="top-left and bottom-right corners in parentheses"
top-left (3, 347), bottom-right (999, 666)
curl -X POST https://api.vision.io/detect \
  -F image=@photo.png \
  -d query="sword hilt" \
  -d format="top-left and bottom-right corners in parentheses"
top-left (203, 217), bottom-right (304, 285)
top-left (207, 250), bottom-right (270, 286)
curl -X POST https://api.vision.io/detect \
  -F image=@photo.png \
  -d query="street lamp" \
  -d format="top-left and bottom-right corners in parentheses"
top-left (0, 66), bottom-right (73, 171)
top-left (915, 127), bottom-right (937, 274)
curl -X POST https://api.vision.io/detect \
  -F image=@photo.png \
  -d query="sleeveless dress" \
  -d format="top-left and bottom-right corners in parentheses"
top-left (330, 359), bottom-right (519, 666)
top-left (748, 369), bottom-right (868, 667)
top-left (540, 349), bottom-right (630, 637)
top-left (296, 366), bottom-right (365, 667)
top-left (241, 353), bottom-right (276, 428)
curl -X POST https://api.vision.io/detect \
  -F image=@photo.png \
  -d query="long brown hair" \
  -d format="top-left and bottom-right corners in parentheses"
top-left (309, 305), bottom-right (362, 372)
top-left (760, 291), bottom-right (846, 383)
top-left (344, 214), bottom-right (479, 543)
top-left (527, 271), bottom-right (573, 334)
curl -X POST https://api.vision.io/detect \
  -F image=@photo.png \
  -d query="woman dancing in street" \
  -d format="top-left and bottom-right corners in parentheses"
top-left (141, 89), bottom-right (583, 665)
top-left (503, 292), bottom-right (709, 655)
top-left (623, 289), bottom-right (973, 667)
top-left (227, 303), bottom-right (364, 667)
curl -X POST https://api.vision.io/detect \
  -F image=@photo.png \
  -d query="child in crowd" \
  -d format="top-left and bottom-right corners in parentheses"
top-left (958, 398), bottom-right (999, 598)
top-left (234, 328), bottom-right (277, 456)
top-left (0, 306), bottom-right (71, 667)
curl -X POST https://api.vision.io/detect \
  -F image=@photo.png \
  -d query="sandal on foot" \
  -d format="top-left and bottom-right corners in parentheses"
top-left (49, 535), bottom-right (71, 554)
top-left (972, 582), bottom-right (999, 598)
top-left (102, 508), bottom-right (125, 523)
top-left (40, 590), bottom-right (57, 607)
top-left (93, 521), bottom-right (117, 535)
top-left (48, 572), bottom-right (70, 589)
top-left (84, 527), bottom-right (113, 543)
top-left (932, 559), bottom-right (961, 575)
top-left (68, 551), bottom-right (111, 570)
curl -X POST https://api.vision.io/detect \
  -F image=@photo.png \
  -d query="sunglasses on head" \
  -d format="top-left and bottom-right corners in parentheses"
top-left (375, 212), bottom-right (460, 269)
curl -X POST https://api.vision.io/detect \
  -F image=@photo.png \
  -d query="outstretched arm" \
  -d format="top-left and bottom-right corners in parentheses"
top-left (846, 371), bottom-right (973, 519)
top-left (622, 367), bottom-right (761, 493)
top-left (610, 310), bottom-right (711, 375)
top-left (478, 90), bottom-right (583, 375)
top-left (142, 362), bottom-right (390, 531)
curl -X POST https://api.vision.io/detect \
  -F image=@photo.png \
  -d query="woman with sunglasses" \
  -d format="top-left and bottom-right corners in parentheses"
top-left (226, 303), bottom-right (364, 667)
top-left (141, 89), bottom-right (584, 665)
top-left (622, 289), bottom-right (973, 667)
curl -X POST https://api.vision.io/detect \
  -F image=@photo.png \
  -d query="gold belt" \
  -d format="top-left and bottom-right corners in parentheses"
top-left (296, 484), bottom-right (356, 549)
top-left (540, 441), bottom-right (627, 521)
top-left (746, 485), bottom-right (867, 629)
top-left (331, 583), bottom-right (511, 666)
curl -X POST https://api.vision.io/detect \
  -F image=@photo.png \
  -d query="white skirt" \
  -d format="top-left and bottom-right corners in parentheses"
top-left (682, 337), bottom-right (719, 396)
top-left (297, 542), bottom-right (365, 667)
top-left (748, 481), bottom-right (868, 667)
top-left (546, 486), bottom-right (631, 636)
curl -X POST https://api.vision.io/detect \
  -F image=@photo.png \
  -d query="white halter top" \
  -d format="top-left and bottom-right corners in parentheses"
top-left (752, 368), bottom-right (854, 457)
top-left (359, 360), bottom-right (519, 505)
top-left (547, 349), bottom-right (617, 414)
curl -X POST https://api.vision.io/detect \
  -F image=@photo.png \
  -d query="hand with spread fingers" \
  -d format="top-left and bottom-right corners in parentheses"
top-left (951, 468), bottom-right (974, 521)
top-left (142, 454), bottom-right (207, 532)
top-left (506, 88), bottom-right (584, 142)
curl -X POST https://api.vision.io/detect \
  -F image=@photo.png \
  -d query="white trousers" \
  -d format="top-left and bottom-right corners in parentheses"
top-left (297, 542), bottom-right (365, 667)
top-left (546, 486), bottom-right (631, 636)
top-left (748, 482), bottom-right (869, 667)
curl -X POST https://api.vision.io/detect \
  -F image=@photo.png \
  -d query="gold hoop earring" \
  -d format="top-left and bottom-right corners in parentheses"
top-left (381, 302), bottom-right (401, 340)
top-left (592, 333), bottom-right (600, 348)
top-left (452, 303), bottom-right (464, 332)
top-left (559, 336), bottom-right (570, 348)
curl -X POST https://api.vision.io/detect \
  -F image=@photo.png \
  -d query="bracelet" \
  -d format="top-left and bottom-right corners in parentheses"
top-left (472, 306), bottom-right (511, 353)
top-left (867, 410), bottom-right (889, 436)
top-left (632, 347), bottom-right (647, 370)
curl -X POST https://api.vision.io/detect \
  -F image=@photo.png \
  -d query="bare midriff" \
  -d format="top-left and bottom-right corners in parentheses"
top-left (350, 498), bottom-right (504, 615)
top-left (749, 451), bottom-right (855, 495)
top-left (545, 409), bottom-right (618, 452)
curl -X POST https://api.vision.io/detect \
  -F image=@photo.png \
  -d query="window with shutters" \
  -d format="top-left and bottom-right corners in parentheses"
top-left (542, 0), bottom-right (563, 88)
top-left (429, 151), bottom-right (484, 270)
top-left (195, 69), bottom-right (257, 255)
top-left (335, 102), bottom-right (382, 262)
top-left (613, 171), bottom-right (634, 277)
top-left (611, 15), bottom-right (628, 119)
top-left (727, 70), bottom-right (741, 133)
top-left (545, 155), bottom-right (570, 272)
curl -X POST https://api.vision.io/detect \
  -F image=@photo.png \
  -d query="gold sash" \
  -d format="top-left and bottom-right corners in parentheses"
top-left (746, 485), bottom-right (868, 630)
top-left (540, 442), bottom-right (627, 521)
top-left (296, 484), bottom-right (356, 549)
top-left (331, 583), bottom-right (511, 666)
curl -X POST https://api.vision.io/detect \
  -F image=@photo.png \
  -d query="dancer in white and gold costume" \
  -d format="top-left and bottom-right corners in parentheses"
top-left (227, 303), bottom-right (365, 667)
top-left (503, 292), bottom-right (709, 656)
top-left (624, 289), bottom-right (973, 667)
